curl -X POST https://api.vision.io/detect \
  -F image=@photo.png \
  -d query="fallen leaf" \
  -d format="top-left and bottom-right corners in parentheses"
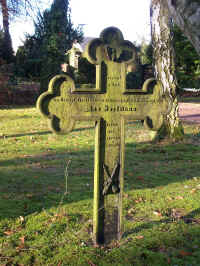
top-left (190, 188), bottom-right (197, 193)
top-left (16, 243), bottom-right (25, 251)
top-left (87, 260), bottom-right (96, 266)
top-left (153, 211), bottom-right (162, 217)
top-left (19, 236), bottom-right (25, 244)
top-left (135, 197), bottom-right (143, 203)
top-left (135, 235), bottom-right (144, 239)
top-left (16, 236), bottom-right (26, 251)
top-left (19, 216), bottom-right (25, 223)
top-left (128, 207), bottom-right (135, 214)
top-left (4, 231), bottom-right (14, 236)
top-left (175, 196), bottom-right (184, 200)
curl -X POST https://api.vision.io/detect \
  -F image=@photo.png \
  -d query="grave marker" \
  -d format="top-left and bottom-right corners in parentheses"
top-left (37, 27), bottom-right (171, 245)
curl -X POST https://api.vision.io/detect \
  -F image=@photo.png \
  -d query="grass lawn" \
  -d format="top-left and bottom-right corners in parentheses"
top-left (0, 105), bottom-right (200, 265)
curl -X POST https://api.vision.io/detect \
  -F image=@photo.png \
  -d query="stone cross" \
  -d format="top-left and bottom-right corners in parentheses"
top-left (37, 27), bottom-right (171, 245)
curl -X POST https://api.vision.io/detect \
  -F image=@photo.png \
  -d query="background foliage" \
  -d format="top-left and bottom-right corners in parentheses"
top-left (15, 0), bottom-right (83, 91)
top-left (172, 25), bottom-right (200, 89)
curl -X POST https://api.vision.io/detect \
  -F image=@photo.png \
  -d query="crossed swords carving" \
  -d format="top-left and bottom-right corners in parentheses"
top-left (102, 162), bottom-right (120, 196)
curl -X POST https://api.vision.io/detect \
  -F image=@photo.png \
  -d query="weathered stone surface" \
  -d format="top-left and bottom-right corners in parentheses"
top-left (37, 27), bottom-right (171, 245)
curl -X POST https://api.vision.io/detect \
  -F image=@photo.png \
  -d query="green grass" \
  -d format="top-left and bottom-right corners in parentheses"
top-left (1, 106), bottom-right (200, 265)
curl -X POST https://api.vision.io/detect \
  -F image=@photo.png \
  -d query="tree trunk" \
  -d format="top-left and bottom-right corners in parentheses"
top-left (165, 0), bottom-right (200, 56)
top-left (0, 0), bottom-right (9, 32)
top-left (150, 0), bottom-right (184, 141)
top-left (0, 0), bottom-right (14, 63)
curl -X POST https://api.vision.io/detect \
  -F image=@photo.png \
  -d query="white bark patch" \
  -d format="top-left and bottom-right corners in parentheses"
top-left (151, 1), bottom-right (175, 96)
top-left (151, 0), bottom-right (181, 134)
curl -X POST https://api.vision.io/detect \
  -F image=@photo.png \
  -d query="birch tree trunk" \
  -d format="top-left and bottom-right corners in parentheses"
top-left (150, 0), bottom-right (184, 140)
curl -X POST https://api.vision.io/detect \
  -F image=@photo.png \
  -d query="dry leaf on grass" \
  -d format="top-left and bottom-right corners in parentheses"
top-left (153, 211), bottom-right (162, 217)
top-left (175, 196), bottom-right (184, 200)
top-left (4, 231), bottom-right (14, 236)
top-left (135, 235), bottom-right (144, 239)
top-left (19, 236), bottom-right (25, 244)
top-left (16, 236), bottom-right (26, 251)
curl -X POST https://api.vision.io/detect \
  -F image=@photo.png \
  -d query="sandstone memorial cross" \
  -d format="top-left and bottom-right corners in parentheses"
top-left (37, 27), bottom-right (171, 245)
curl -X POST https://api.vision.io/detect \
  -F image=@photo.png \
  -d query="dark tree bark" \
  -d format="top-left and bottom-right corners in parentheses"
top-left (0, 0), bottom-right (9, 34)
top-left (150, 0), bottom-right (184, 140)
top-left (0, 0), bottom-right (14, 62)
top-left (0, 0), bottom-right (42, 62)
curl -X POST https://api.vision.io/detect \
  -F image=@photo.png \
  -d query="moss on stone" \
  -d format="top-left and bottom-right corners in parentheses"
top-left (152, 120), bottom-right (184, 142)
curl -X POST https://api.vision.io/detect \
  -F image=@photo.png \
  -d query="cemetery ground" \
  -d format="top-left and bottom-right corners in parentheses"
top-left (0, 104), bottom-right (200, 265)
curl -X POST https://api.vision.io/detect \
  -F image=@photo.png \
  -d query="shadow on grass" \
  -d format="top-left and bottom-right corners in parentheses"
top-left (0, 105), bottom-right (35, 110)
top-left (125, 207), bottom-right (200, 233)
top-left (1, 126), bottom-right (95, 139)
top-left (1, 132), bottom-right (200, 220)
top-left (0, 131), bottom-right (52, 138)
top-left (0, 147), bottom-right (94, 219)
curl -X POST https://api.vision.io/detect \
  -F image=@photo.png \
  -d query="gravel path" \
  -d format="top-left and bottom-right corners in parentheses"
top-left (179, 102), bottom-right (200, 124)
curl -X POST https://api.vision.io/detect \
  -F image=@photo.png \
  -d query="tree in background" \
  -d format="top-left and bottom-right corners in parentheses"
top-left (173, 25), bottom-right (200, 89)
top-left (16, 0), bottom-right (83, 90)
top-left (0, 0), bottom-right (14, 63)
top-left (0, 0), bottom-right (44, 63)
top-left (0, 27), bottom-right (5, 62)
top-left (139, 40), bottom-right (153, 65)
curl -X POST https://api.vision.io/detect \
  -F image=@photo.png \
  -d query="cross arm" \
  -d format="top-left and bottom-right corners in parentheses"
top-left (122, 78), bottom-right (172, 131)
top-left (37, 74), bottom-right (76, 134)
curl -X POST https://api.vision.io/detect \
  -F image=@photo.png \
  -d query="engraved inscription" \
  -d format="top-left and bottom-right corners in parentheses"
top-left (104, 105), bottom-right (136, 112)
top-left (106, 122), bottom-right (120, 147)
top-left (107, 75), bottom-right (122, 87)
top-left (52, 96), bottom-right (162, 104)
top-left (84, 105), bottom-right (136, 113)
